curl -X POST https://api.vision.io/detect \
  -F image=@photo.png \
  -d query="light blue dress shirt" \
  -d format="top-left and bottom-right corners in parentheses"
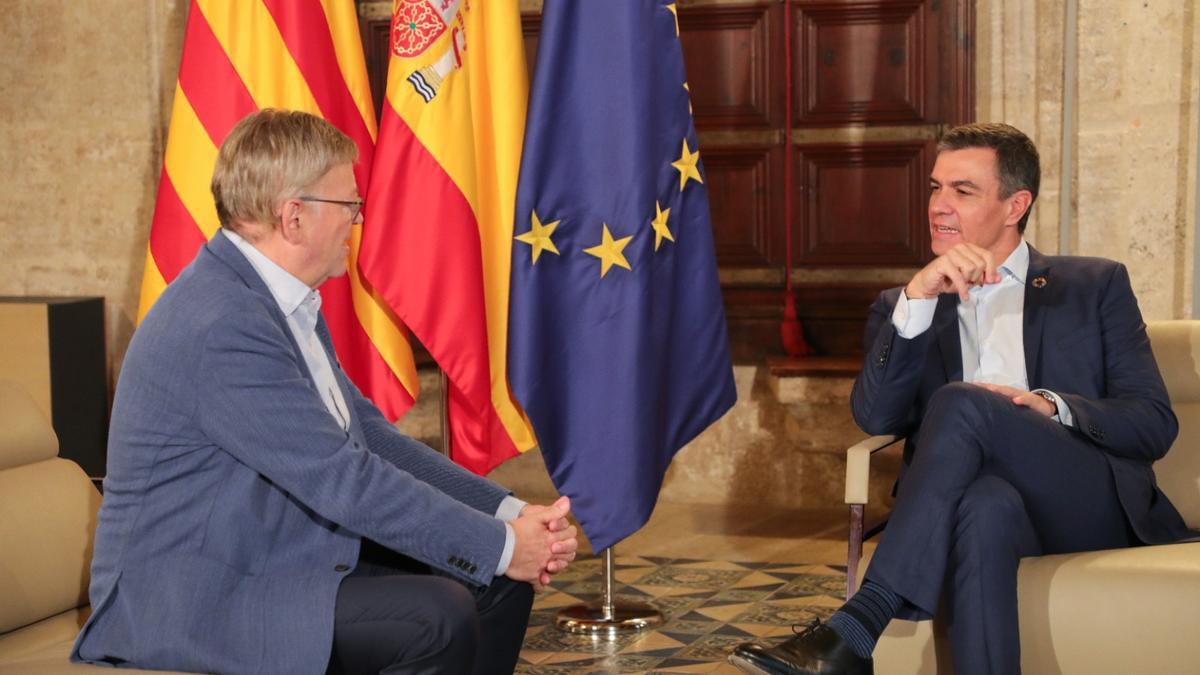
top-left (222, 229), bottom-right (523, 573)
top-left (890, 240), bottom-right (1073, 426)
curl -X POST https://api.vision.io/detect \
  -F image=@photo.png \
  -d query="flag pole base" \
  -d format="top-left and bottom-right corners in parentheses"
top-left (554, 548), bottom-right (662, 635)
top-left (555, 602), bottom-right (663, 635)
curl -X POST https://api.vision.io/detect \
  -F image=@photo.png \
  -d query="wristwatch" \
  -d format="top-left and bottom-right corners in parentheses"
top-left (1034, 390), bottom-right (1058, 414)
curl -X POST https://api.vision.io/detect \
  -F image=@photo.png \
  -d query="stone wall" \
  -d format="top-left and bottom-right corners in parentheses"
top-left (977, 0), bottom-right (1200, 319)
top-left (0, 0), bottom-right (187, 391)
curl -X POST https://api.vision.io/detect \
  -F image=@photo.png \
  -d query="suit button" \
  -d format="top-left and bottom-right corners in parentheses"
top-left (334, 564), bottom-right (350, 572)
top-left (468, 564), bottom-right (478, 574)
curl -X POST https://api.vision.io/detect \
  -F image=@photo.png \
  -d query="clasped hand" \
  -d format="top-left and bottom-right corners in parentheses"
top-left (506, 495), bottom-right (579, 592)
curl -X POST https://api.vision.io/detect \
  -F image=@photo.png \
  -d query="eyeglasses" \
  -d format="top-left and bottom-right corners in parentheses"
top-left (299, 196), bottom-right (364, 221)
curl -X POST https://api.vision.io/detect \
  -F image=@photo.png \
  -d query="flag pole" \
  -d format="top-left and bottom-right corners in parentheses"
top-left (554, 548), bottom-right (662, 635)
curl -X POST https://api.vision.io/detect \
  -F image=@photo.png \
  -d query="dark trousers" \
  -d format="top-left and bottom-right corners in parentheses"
top-left (328, 541), bottom-right (534, 675)
top-left (865, 383), bottom-right (1136, 674)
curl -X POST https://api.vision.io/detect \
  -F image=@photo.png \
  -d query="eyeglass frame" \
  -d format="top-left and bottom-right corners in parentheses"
top-left (298, 196), bottom-right (364, 221)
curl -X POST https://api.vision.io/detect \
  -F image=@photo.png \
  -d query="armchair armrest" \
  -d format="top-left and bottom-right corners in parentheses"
top-left (845, 435), bottom-right (902, 505)
top-left (845, 434), bottom-right (903, 598)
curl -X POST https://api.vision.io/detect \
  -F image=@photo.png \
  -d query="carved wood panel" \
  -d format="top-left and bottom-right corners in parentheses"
top-left (678, 4), bottom-right (776, 129)
top-left (795, 141), bottom-right (933, 266)
top-left (704, 146), bottom-right (778, 266)
top-left (794, 1), bottom-right (928, 125)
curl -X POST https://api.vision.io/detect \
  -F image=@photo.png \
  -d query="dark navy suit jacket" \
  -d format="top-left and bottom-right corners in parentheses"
top-left (851, 246), bottom-right (1189, 545)
top-left (73, 232), bottom-right (513, 674)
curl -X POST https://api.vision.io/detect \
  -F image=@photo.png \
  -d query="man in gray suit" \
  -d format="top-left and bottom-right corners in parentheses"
top-left (72, 109), bottom-right (577, 674)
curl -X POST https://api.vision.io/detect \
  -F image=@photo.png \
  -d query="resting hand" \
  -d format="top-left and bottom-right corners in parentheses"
top-left (973, 382), bottom-right (1056, 417)
top-left (906, 243), bottom-right (1001, 301)
top-left (507, 496), bottom-right (578, 591)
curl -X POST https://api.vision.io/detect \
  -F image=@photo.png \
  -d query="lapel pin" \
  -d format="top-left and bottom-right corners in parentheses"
top-left (1032, 276), bottom-right (1048, 288)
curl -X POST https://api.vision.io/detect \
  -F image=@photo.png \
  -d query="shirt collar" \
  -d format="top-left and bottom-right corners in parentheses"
top-left (998, 239), bottom-right (1029, 285)
top-left (221, 228), bottom-right (318, 322)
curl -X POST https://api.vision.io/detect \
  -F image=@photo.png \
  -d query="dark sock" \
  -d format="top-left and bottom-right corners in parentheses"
top-left (825, 580), bottom-right (902, 659)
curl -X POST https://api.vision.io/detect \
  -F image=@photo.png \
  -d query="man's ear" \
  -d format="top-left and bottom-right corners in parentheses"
top-left (1005, 190), bottom-right (1033, 227)
top-left (278, 198), bottom-right (304, 244)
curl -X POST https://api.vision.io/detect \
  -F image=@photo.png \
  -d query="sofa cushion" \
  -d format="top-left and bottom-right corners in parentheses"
top-left (1155, 401), bottom-right (1200, 528)
top-left (0, 458), bottom-right (100, 633)
top-left (0, 608), bottom-right (187, 674)
top-left (0, 607), bottom-right (89, 664)
top-left (1147, 322), bottom-right (1200, 528)
top-left (1017, 542), bottom-right (1200, 674)
top-left (1148, 321), bottom-right (1200, 403)
top-left (0, 380), bottom-right (58, 471)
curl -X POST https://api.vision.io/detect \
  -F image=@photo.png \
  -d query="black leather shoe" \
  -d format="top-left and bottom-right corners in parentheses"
top-left (728, 618), bottom-right (873, 675)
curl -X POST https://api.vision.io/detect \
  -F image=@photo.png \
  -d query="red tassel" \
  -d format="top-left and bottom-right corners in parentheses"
top-left (780, 287), bottom-right (812, 356)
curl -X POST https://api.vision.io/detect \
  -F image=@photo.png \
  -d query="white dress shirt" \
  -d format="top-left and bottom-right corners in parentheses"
top-left (222, 229), bottom-right (524, 573)
top-left (890, 240), bottom-right (1073, 426)
top-left (223, 229), bottom-right (351, 429)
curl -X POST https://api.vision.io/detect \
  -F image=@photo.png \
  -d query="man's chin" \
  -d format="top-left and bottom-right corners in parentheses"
top-left (317, 266), bottom-right (349, 287)
top-left (930, 235), bottom-right (960, 256)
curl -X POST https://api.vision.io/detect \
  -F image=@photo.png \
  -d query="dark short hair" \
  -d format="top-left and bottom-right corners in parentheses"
top-left (937, 123), bottom-right (1040, 233)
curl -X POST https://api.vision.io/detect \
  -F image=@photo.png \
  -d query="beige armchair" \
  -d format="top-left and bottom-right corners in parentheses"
top-left (843, 320), bottom-right (1200, 674)
top-left (0, 380), bottom-right (185, 674)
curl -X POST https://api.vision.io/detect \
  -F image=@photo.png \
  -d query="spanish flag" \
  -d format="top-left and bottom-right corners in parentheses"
top-left (137, 0), bottom-right (418, 419)
top-left (359, 0), bottom-right (536, 474)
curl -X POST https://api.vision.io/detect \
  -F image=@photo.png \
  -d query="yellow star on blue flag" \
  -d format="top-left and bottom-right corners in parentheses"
top-left (583, 224), bottom-right (633, 277)
top-left (514, 210), bottom-right (561, 264)
top-left (672, 139), bottom-right (703, 191)
top-left (650, 201), bottom-right (673, 250)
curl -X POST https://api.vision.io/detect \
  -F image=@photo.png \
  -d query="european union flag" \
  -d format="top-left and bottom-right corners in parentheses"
top-left (508, 0), bottom-right (737, 551)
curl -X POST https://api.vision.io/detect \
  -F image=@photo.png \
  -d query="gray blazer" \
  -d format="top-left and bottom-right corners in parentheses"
top-left (73, 232), bottom-right (511, 674)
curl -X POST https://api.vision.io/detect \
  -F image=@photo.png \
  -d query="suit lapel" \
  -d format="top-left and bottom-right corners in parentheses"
top-left (1023, 246), bottom-right (1051, 388)
top-left (934, 293), bottom-right (963, 382)
top-left (205, 231), bottom-right (313, 384)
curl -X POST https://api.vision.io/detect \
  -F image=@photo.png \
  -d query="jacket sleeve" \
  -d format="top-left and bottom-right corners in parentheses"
top-left (342, 373), bottom-right (513, 515)
top-left (196, 308), bottom-right (506, 586)
top-left (850, 289), bottom-right (935, 436)
top-left (1057, 264), bottom-right (1178, 462)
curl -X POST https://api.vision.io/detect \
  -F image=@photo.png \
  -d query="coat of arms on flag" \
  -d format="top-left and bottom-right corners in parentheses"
top-left (392, 0), bottom-right (468, 103)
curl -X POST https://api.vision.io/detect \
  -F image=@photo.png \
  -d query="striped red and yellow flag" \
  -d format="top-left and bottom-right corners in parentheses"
top-left (138, 0), bottom-right (419, 419)
top-left (359, 0), bottom-right (536, 474)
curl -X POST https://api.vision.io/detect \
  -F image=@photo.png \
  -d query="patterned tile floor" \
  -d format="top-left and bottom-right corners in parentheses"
top-left (516, 555), bottom-right (848, 674)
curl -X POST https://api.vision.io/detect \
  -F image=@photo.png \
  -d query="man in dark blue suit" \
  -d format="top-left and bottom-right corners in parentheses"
top-left (732, 123), bottom-right (1190, 674)
top-left (73, 110), bottom-right (578, 674)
